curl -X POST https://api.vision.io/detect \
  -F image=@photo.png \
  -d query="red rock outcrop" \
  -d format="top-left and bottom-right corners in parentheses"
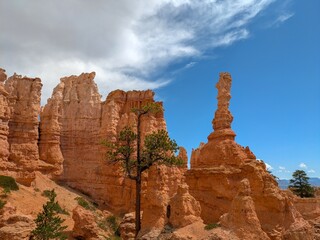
top-left (178, 147), bottom-right (188, 169)
top-left (0, 203), bottom-right (35, 240)
top-left (119, 212), bottom-right (137, 240)
top-left (220, 178), bottom-right (270, 240)
top-left (168, 183), bottom-right (202, 228)
top-left (0, 69), bottom-right (10, 168)
top-left (0, 73), bottom-right (42, 185)
top-left (72, 206), bottom-right (112, 240)
top-left (186, 72), bottom-right (313, 239)
top-left (0, 68), bottom-right (185, 218)
top-left (38, 82), bottom-right (65, 177)
top-left (287, 191), bottom-right (320, 239)
top-left (139, 165), bottom-right (185, 237)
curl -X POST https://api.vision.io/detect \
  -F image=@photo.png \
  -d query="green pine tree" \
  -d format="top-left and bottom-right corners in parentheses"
top-left (102, 102), bottom-right (182, 237)
top-left (31, 189), bottom-right (67, 240)
top-left (289, 170), bottom-right (315, 198)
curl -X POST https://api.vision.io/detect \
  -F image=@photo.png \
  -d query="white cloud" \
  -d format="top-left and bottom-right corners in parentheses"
top-left (308, 169), bottom-right (315, 173)
top-left (0, 0), bottom-right (279, 104)
top-left (299, 163), bottom-right (307, 169)
top-left (279, 166), bottom-right (286, 170)
top-left (265, 163), bottom-right (273, 171)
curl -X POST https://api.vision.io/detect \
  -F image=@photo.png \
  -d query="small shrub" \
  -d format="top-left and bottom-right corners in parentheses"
top-left (98, 215), bottom-right (120, 236)
top-left (0, 175), bottom-right (19, 191)
top-left (204, 223), bottom-right (220, 230)
top-left (98, 215), bottom-right (118, 231)
top-left (107, 215), bottom-right (118, 232)
top-left (34, 188), bottom-right (40, 192)
top-left (42, 189), bottom-right (54, 198)
top-left (0, 199), bottom-right (6, 209)
top-left (75, 197), bottom-right (95, 211)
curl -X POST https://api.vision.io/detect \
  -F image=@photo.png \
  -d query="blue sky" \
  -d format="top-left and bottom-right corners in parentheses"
top-left (158, 0), bottom-right (320, 179)
top-left (0, 0), bottom-right (319, 179)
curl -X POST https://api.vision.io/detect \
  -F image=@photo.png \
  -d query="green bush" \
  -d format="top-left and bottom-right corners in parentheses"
top-left (0, 175), bottom-right (19, 190)
top-left (0, 199), bottom-right (6, 209)
top-left (204, 223), bottom-right (220, 230)
top-left (31, 189), bottom-right (67, 239)
top-left (74, 197), bottom-right (95, 211)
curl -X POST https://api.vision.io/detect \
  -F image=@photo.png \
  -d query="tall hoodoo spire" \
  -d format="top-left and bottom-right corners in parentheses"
top-left (209, 72), bottom-right (236, 141)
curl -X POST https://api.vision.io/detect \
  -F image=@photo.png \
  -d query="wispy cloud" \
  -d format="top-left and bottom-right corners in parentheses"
top-left (267, 0), bottom-right (294, 27)
top-left (278, 166), bottom-right (290, 173)
top-left (308, 169), bottom-right (315, 173)
top-left (271, 12), bottom-right (294, 26)
top-left (0, 0), bottom-right (280, 104)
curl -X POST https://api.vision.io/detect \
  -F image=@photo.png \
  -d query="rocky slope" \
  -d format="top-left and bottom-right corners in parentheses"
top-left (0, 172), bottom-right (116, 239)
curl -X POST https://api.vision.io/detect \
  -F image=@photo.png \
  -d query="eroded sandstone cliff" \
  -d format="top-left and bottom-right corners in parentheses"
top-left (39, 72), bottom-right (185, 214)
top-left (0, 70), bottom-right (43, 185)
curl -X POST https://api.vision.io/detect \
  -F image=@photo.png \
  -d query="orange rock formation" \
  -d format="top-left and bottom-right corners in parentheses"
top-left (0, 71), bottom-right (42, 185)
top-left (168, 183), bottom-right (202, 228)
top-left (72, 206), bottom-right (112, 239)
top-left (39, 72), bottom-right (185, 215)
top-left (0, 68), bottom-right (317, 239)
top-left (0, 203), bottom-right (35, 240)
top-left (0, 69), bottom-right (10, 170)
top-left (220, 178), bottom-right (270, 240)
top-left (186, 72), bottom-right (313, 239)
top-left (0, 69), bottom-right (185, 217)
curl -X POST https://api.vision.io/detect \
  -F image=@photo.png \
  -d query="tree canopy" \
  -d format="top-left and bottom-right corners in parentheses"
top-left (289, 170), bottom-right (315, 198)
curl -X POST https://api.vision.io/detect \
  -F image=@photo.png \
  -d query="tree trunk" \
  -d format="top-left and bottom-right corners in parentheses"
top-left (135, 174), bottom-right (141, 237)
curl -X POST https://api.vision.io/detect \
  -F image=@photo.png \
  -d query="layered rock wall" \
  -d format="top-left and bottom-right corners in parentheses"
top-left (0, 71), bottom-right (42, 185)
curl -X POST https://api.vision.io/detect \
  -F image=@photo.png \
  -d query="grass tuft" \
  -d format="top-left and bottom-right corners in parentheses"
top-left (74, 197), bottom-right (95, 211)
top-left (204, 223), bottom-right (220, 230)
